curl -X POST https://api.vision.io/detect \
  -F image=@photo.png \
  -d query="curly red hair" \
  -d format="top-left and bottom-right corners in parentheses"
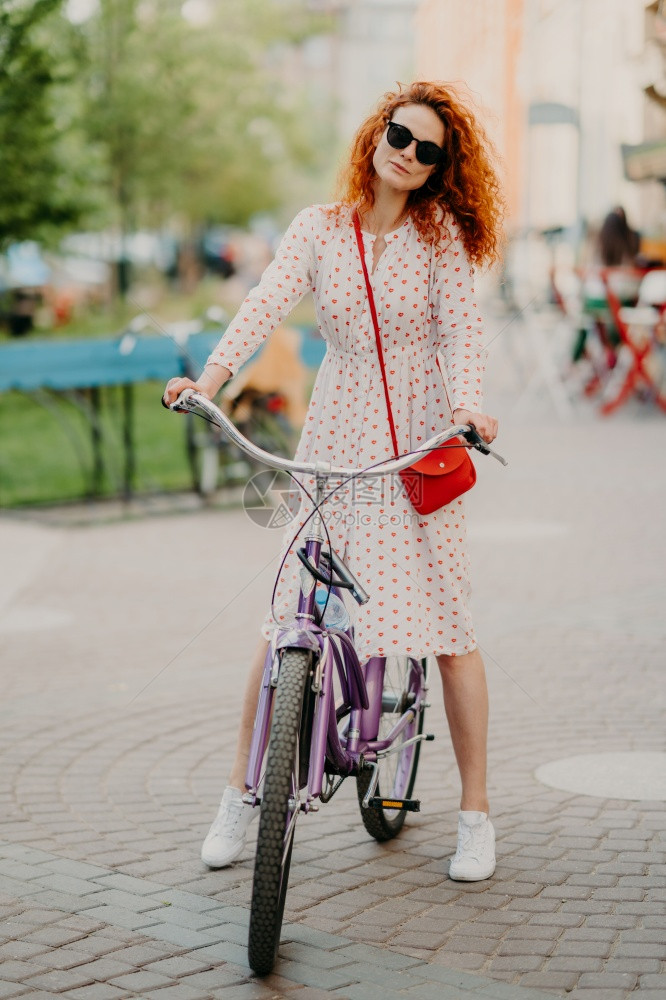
top-left (335, 81), bottom-right (504, 268)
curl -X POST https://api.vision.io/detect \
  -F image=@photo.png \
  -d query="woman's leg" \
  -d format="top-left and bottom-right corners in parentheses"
top-left (436, 647), bottom-right (489, 814)
top-left (201, 636), bottom-right (269, 868)
top-left (228, 636), bottom-right (270, 790)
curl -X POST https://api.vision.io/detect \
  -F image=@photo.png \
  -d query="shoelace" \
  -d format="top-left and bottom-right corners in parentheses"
top-left (456, 822), bottom-right (487, 861)
top-left (213, 799), bottom-right (245, 838)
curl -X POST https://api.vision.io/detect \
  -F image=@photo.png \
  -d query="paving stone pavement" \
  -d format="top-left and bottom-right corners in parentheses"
top-left (1, 381), bottom-right (665, 998)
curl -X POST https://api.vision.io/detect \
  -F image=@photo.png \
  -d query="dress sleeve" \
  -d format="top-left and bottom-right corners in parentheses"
top-left (431, 227), bottom-right (486, 414)
top-left (205, 207), bottom-right (316, 376)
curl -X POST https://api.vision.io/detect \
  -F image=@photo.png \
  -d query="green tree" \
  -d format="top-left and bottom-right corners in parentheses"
top-left (78, 0), bottom-right (333, 242)
top-left (0, 0), bottom-right (89, 249)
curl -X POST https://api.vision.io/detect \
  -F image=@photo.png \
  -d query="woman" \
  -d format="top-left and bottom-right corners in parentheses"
top-left (164, 81), bottom-right (503, 881)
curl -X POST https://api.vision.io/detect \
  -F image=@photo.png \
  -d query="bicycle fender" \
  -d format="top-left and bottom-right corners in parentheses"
top-left (274, 629), bottom-right (321, 655)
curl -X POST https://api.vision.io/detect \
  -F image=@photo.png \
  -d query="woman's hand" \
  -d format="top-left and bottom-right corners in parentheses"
top-left (452, 408), bottom-right (498, 444)
top-left (162, 376), bottom-right (209, 408)
top-left (162, 365), bottom-right (232, 408)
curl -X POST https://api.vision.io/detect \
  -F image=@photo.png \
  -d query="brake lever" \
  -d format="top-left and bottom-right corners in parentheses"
top-left (462, 426), bottom-right (508, 466)
top-left (161, 388), bottom-right (196, 414)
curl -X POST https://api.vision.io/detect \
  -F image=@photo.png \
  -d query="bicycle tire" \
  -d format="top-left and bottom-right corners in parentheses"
top-left (248, 648), bottom-right (312, 977)
top-left (356, 656), bottom-right (427, 841)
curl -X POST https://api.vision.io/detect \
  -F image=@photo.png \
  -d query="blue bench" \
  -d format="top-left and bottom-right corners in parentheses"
top-left (0, 327), bottom-right (325, 498)
top-left (0, 331), bottom-right (222, 497)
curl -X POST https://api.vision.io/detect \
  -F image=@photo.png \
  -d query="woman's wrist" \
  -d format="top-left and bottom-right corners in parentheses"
top-left (198, 363), bottom-right (232, 398)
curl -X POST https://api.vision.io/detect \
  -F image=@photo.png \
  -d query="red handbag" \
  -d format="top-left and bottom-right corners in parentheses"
top-left (353, 211), bottom-right (476, 516)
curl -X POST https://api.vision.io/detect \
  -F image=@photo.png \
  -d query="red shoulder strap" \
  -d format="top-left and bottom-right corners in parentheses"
top-left (352, 210), bottom-right (400, 458)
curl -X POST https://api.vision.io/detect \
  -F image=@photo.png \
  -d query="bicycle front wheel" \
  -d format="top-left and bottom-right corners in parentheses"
top-left (248, 648), bottom-right (312, 977)
top-left (356, 656), bottom-right (427, 841)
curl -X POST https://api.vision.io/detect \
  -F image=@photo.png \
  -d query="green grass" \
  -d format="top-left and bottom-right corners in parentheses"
top-left (0, 382), bottom-right (192, 507)
top-left (0, 281), bottom-right (318, 507)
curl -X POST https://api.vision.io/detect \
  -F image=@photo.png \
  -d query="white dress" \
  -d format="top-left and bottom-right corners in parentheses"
top-left (207, 204), bottom-right (486, 660)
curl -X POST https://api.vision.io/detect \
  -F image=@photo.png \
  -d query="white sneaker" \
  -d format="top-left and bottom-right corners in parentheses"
top-left (201, 786), bottom-right (257, 868)
top-left (449, 810), bottom-right (496, 881)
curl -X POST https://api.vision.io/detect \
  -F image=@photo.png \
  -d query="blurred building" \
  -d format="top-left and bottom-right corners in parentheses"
top-left (414, 0), bottom-right (654, 239)
top-left (299, 1), bottom-right (665, 243)
top-left (415, 0), bottom-right (524, 229)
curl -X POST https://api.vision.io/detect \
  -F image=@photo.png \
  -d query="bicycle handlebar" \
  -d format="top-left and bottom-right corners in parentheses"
top-left (164, 388), bottom-right (507, 477)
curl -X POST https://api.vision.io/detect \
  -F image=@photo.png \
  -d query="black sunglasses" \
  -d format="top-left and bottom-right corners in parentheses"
top-left (386, 121), bottom-right (443, 166)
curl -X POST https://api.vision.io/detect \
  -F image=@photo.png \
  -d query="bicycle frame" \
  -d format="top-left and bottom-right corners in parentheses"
top-left (243, 471), bottom-right (428, 812)
top-left (165, 389), bottom-right (505, 811)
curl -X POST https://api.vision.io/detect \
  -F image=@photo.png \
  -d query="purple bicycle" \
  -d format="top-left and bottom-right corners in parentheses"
top-left (167, 388), bottom-right (505, 976)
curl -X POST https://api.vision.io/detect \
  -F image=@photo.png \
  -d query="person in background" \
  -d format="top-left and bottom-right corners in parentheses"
top-left (597, 206), bottom-right (640, 268)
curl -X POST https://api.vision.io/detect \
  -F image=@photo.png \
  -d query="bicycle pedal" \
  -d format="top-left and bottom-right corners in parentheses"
top-left (367, 797), bottom-right (421, 812)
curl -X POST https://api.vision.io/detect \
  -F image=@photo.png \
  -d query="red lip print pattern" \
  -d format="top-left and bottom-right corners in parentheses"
top-left (204, 204), bottom-right (483, 660)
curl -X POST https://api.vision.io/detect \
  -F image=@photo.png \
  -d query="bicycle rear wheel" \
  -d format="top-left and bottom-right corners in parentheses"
top-left (248, 648), bottom-right (312, 977)
top-left (356, 656), bottom-right (427, 841)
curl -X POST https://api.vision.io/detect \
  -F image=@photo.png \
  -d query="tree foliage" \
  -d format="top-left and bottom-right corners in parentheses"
top-left (0, 0), bottom-right (334, 250)
top-left (0, 0), bottom-right (89, 248)
top-left (78, 0), bottom-right (332, 233)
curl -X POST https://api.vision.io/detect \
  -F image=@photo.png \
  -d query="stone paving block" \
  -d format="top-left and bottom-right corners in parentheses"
top-left (30, 948), bottom-right (95, 971)
top-left (146, 890), bottom-right (221, 913)
top-left (282, 925), bottom-right (352, 952)
top-left (65, 985), bottom-right (129, 999)
top-left (145, 923), bottom-right (226, 950)
top-left (171, 968), bottom-right (248, 991)
top-left (565, 991), bottom-right (627, 1000)
top-left (100, 941), bottom-right (176, 966)
top-left (268, 958), bottom-right (356, 990)
top-left (638, 974), bottom-right (666, 990)
top-left (547, 957), bottom-right (605, 973)
top-left (325, 961), bottom-right (426, 991)
top-left (577, 971), bottom-right (639, 989)
top-left (29, 874), bottom-right (102, 898)
top-left (614, 942), bottom-right (666, 959)
top-left (204, 984), bottom-right (286, 1000)
top-left (144, 955), bottom-right (213, 978)
top-left (484, 956), bottom-right (545, 973)
top-left (107, 968), bottom-right (175, 991)
top-left (333, 944), bottom-right (420, 971)
top-left (605, 958), bottom-right (662, 975)
top-left (78, 905), bottom-right (161, 931)
top-left (438, 935), bottom-right (499, 956)
top-left (0, 879), bottom-right (40, 900)
top-left (148, 907), bottom-right (219, 931)
top-left (497, 938), bottom-right (556, 957)
top-left (24, 890), bottom-right (101, 914)
top-left (387, 930), bottom-right (453, 950)
top-left (476, 983), bottom-right (554, 999)
top-left (278, 942), bottom-right (362, 971)
top-left (519, 971), bottom-right (579, 991)
top-left (56, 936), bottom-right (127, 959)
top-left (0, 960), bottom-right (45, 981)
top-left (7, 993), bottom-right (60, 1000)
top-left (0, 862), bottom-right (44, 883)
top-left (408, 964), bottom-right (489, 991)
top-left (564, 925), bottom-right (617, 941)
top-left (142, 984), bottom-right (212, 1000)
top-left (586, 914), bottom-right (638, 930)
top-left (331, 985), bottom-right (410, 1000)
top-left (91, 873), bottom-right (170, 896)
top-left (65, 955), bottom-right (139, 981)
top-left (85, 888), bottom-right (167, 913)
top-left (0, 983), bottom-right (29, 1000)
top-left (401, 983), bottom-right (467, 1000)
top-left (41, 860), bottom-right (110, 880)
top-left (20, 968), bottom-right (94, 992)
top-left (0, 944), bottom-right (49, 962)
top-left (0, 848), bottom-right (54, 865)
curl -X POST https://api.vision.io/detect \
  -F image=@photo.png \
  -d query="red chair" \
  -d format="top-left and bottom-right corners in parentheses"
top-left (599, 268), bottom-right (666, 415)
